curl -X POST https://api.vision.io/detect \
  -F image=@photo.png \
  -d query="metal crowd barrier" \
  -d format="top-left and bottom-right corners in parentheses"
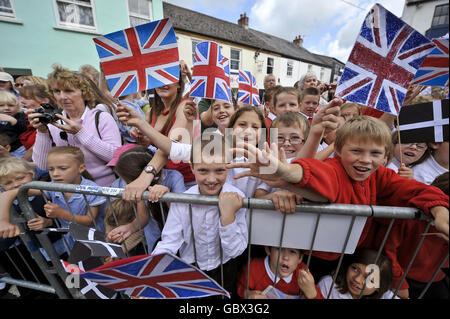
top-left (1, 180), bottom-right (446, 299)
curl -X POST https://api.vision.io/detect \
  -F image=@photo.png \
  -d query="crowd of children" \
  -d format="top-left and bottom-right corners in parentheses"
top-left (0, 63), bottom-right (448, 300)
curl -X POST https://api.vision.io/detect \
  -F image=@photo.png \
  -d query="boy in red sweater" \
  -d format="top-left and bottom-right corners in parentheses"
top-left (237, 246), bottom-right (322, 299)
top-left (228, 116), bottom-right (449, 274)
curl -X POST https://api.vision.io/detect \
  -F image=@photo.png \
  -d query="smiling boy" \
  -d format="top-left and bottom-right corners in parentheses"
top-left (228, 116), bottom-right (449, 262)
top-left (152, 133), bottom-right (248, 295)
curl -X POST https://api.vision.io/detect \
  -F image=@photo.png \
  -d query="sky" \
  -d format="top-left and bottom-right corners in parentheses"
top-left (164, 0), bottom-right (406, 63)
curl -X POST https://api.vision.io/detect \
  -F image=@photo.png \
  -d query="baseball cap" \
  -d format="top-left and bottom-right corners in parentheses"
top-left (0, 72), bottom-right (15, 85)
top-left (107, 143), bottom-right (138, 167)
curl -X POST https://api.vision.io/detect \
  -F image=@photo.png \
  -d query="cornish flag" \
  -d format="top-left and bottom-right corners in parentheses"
top-left (62, 253), bottom-right (230, 299)
top-left (238, 70), bottom-right (261, 105)
top-left (410, 37), bottom-right (449, 87)
top-left (335, 4), bottom-right (435, 116)
top-left (398, 99), bottom-right (449, 143)
top-left (190, 41), bottom-right (232, 103)
top-left (93, 18), bottom-right (180, 98)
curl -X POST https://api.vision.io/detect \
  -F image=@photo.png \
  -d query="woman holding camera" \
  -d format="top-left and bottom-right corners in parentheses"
top-left (27, 64), bottom-right (121, 186)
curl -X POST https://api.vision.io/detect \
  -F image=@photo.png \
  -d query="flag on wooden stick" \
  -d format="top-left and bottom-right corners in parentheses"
top-left (398, 99), bottom-right (449, 143)
top-left (335, 4), bottom-right (435, 116)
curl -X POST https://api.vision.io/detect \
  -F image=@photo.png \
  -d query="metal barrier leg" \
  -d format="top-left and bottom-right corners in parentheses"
top-left (245, 209), bottom-right (253, 299)
top-left (306, 213), bottom-right (321, 271)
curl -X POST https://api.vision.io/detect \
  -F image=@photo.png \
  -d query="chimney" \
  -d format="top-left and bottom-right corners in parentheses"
top-left (293, 35), bottom-right (303, 47)
top-left (238, 12), bottom-right (249, 29)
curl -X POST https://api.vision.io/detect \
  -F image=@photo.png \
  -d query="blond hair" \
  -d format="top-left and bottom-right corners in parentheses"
top-left (47, 64), bottom-right (98, 109)
top-left (104, 199), bottom-right (135, 229)
top-left (335, 116), bottom-right (393, 157)
top-left (340, 102), bottom-right (362, 115)
top-left (0, 90), bottom-right (19, 107)
top-left (0, 157), bottom-right (34, 179)
top-left (48, 146), bottom-right (85, 164)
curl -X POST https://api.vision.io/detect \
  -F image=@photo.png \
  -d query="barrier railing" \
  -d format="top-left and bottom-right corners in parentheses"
top-left (3, 181), bottom-right (446, 299)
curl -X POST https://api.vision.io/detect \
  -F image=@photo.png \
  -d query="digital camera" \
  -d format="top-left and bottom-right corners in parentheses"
top-left (34, 103), bottom-right (62, 125)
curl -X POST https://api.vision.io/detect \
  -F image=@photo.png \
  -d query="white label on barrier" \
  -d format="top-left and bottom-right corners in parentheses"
top-left (100, 187), bottom-right (121, 196)
top-left (75, 185), bottom-right (100, 193)
top-left (247, 209), bottom-right (367, 254)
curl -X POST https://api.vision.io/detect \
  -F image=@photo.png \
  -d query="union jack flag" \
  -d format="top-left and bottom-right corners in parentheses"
top-left (190, 41), bottom-right (232, 103)
top-left (62, 253), bottom-right (230, 299)
top-left (238, 70), bottom-right (261, 105)
top-left (335, 4), bottom-right (435, 116)
top-left (93, 18), bottom-right (180, 98)
top-left (411, 37), bottom-right (449, 87)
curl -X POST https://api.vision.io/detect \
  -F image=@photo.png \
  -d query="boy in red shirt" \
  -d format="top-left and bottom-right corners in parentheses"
top-left (228, 116), bottom-right (449, 277)
top-left (237, 246), bottom-right (322, 299)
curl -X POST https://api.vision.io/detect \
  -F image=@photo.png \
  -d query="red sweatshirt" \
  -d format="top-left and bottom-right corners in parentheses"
top-left (375, 219), bottom-right (449, 290)
top-left (290, 156), bottom-right (449, 261)
top-left (237, 257), bottom-right (323, 299)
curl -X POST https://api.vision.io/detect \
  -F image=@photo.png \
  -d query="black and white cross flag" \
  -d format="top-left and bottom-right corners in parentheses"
top-left (69, 222), bottom-right (106, 242)
top-left (399, 99), bottom-right (449, 143)
top-left (68, 240), bottom-right (126, 264)
top-left (61, 258), bottom-right (118, 299)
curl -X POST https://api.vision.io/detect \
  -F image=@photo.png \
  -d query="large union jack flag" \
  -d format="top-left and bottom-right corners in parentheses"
top-left (411, 37), bottom-right (449, 87)
top-left (335, 4), bottom-right (435, 116)
top-left (62, 253), bottom-right (230, 299)
top-left (238, 70), bottom-right (261, 105)
top-left (190, 41), bottom-right (232, 103)
top-left (93, 18), bottom-right (180, 98)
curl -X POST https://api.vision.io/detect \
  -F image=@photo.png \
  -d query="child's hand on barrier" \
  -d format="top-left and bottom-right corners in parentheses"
top-left (0, 220), bottom-right (20, 238)
top-left (27, 215), bottom-right (52, 230)
top-left (269, 190), bottom-right (302, 214)
top-left (44, 202), bottom-right (69, 220)
top-left (298, 269), bottom-right (317, 299)
top-left (430, 206), bottom-right (449, 242)
top-left (397, 164), bottom-right (414, 180)
top-left (147, 185), bottom-right (169, 203)
top-left (219, 192), bottom-right (243, 226)
top-left (397, 289), bottom-right (409, 299)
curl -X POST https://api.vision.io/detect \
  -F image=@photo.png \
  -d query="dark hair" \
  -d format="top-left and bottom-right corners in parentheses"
top-left (150, 70), bottom-right (185, 136)
top-left (227, 105), bottom-right (267, 147)
top-left (333, 248), bottom-right (393, 299)
top-left (264, 85), bottom-right (282, 104)
top-left (300, 87), bottom-right (320, 102)
top-left (391, 132), bottom-right (431, 167)
top-left (0, 133), bottom-right (11, 147)
top-left (431, 171), bottom-right (449, 195)
top-left (114, 146), bottom-right (165, 230)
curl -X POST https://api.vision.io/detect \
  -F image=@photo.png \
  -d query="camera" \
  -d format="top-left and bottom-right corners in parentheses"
top-left (34, 103), bottom-right (62, 125)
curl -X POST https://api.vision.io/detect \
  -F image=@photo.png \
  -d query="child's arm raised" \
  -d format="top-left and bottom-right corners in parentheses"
top-left (296, 98), bottom-right (342, 160)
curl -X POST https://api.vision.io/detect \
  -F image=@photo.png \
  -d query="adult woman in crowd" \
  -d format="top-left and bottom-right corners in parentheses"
top-left (27, 64), bottom-right (122, 186)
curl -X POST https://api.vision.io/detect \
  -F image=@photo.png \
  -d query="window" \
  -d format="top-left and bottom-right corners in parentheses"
top-left (320, 67), bottom-right (325, 81)
top-left (54, 0), bottom-right (96, 31)
top-left (286, 60), bottom-right (293, 77)
top-left (128, 0), bottom-right (153, 27)
top-left (267, 57), bottom-right (274, 74)
top-left (230, 48), bottom-right (241, 71)
top-left (307, 64), bottom-right (313, 72)
top-left (432, 4), bottom-right (449, 26)
top-left (0, 0), bottom-right (15, 18)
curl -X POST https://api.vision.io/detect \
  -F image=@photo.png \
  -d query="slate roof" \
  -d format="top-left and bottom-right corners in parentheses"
top-left (163, 2), bottom-right (331, 67)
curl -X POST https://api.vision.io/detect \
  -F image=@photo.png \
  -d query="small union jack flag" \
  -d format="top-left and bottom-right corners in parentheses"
top-left (62, 253), bottom-right (230, 299)
top-left (93, 18), bottom-right (180, 98)
top-left (238, 70), bottom-right (261, 106)
top-left (335, 4), bottom-right (435, 116)
top-left (411, 37), bottom-right (449, 87)
top-left (190, 41), bottom-right (232, 103)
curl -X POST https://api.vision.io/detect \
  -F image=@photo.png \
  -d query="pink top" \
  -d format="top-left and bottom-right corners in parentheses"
top-left (32, 107), bottom-right (122, 186)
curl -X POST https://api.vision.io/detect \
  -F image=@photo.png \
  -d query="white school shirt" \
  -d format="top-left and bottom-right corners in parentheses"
top-left (412, 155), bottom-right (448, 185)
top-left (152, 183), bottom-right (249, 271)
top-left (317, 275), bottom-right (399, 299)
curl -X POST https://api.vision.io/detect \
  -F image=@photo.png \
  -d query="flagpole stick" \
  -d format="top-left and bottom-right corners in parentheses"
top-left (396, 115), bottom-right (403, 166)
